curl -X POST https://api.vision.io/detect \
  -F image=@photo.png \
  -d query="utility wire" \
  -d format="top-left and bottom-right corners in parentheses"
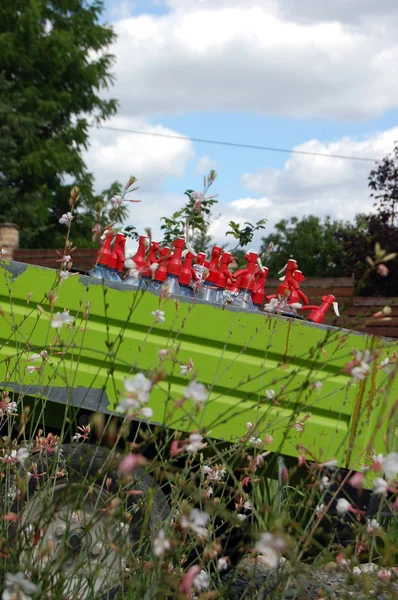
top-left (93, 125), bottom-right (380, 163)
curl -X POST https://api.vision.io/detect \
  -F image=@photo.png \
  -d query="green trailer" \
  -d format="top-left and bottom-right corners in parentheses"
top-left (1, 259), bottom-right (398, 599)
top-left (1, 260), bottom-right (397, 471)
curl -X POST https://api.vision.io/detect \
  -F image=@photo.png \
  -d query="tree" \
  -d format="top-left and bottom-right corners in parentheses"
top-left (260, 215), bottom-right (349, 277)
top-left (368, 145), bottom-right (398, 227)
top-left (0, 0), bottom-right (117, 247)
top-left (335, 146), bottom-right (398, 296)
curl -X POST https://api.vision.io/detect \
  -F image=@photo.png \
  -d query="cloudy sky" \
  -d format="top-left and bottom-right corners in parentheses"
top-left (85, 0), bottom-right (398, 248)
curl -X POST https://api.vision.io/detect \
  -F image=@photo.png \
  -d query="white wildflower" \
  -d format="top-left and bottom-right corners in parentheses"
top-left (255, 532), bottom-right (285, 569)
top-left (51, 310), bottom-right (73, 328)
top-left (140, 407), bottom-right (153, 419)
top-left (17, 447), bottom-right (29, 466)
top-left (383, 452), bottom-right (398, 479)
top-left (237, 514), bottom-right (247, 522)
top-left (181, 508), bottom-right (209, 537)
top-left (292, 423), bottom-right (303, 432)
top-left (320, 476), bottom-right (330, 491)
top-left (151, 309), bottom-right (165, 323)
top-left (192, 569), bottom-right (210, 592)
top-left (111, 195), bottom-right (123, 206)
top-left (186, 433), bottom-right (206, 454)
top-left (315, 504), bottom-right (324, 517)
top-left (124, 373), bottom-right (151, 404)
top-left (26, 366), bottom-right (36, 375)
top-left (202, 465), bottom-right (226, 482)
top-left (5, 402), bottom-right (17, 416)
top-left (372, 453), bottom-right (384, 469)
top-left (246, 421), bottom-right (254, 430)
top-left (2, 572), bottom-right (37, 600)
top-left (59, 212), bottom-right (74, 226)
top-left (153, 529), bottom-right (170, 558)
top-left (265, 389), bottom-right (275, 401)
top-left (366, 518), bottom-right (380, 533)
top-left (191, 191), bottom-right (205, 202)
top-left (249, 436), bottom-right (262, 447)
top-left (351, 364), bottom-right (370, 381)
top-left (336, 498), bottom-right (351, 515)
top-left (180, 359), bottom-right (194, 376)
top-left (183, 380), bottom-right (208, 404)
top-left (205, 486), bottom-right (213, 498)
top-left (116, 397), bottom-right (141, 415)
top-left (373, 477), bottom-right (388, 495)
top-left (217, 557), bottom-right (228, 571)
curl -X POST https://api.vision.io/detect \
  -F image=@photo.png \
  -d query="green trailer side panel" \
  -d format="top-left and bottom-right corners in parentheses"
top-left (0, 262), bottom-right (397, 469)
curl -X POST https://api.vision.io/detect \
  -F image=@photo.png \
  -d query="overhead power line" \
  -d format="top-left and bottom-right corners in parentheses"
top-left (93, 125), bottom-right (380, 163)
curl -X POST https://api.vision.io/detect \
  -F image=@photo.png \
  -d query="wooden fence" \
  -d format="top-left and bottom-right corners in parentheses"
top-left (14, 248), bottom-right (97, 272)
top-left (12, 251), bottom-right (398, 338)
top-left (266, 277), bottom-right (398, 339)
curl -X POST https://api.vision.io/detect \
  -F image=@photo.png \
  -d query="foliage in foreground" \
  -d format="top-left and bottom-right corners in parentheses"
top-left (0, 182), bottom-right (398, 600)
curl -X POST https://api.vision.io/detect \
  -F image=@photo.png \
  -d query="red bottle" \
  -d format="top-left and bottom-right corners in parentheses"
top-left (96, 230), bottom-right (114, 267)
top-left (232, 252), bottom-right (259, 292)
top-left (205, 245), bottom-right (223, 284)
top-left (148, 241), bottom-right (160, 265)
top-left (252, 266), bottom-right (269, 307)
top-left (108, 233), bottom-right (126, 273)
top-left (131, 236), bottom-right (149, 269)
top-left (287, 270), bottom-right (309, 305)
top-left (216, 252), bottom-right (236, 289)
top-left (154, 247), bottom-right (171, 282)
top-left (266, 258), bottom-right (299, 301)
top-left (300, 294), bottom-right (339, 324)
top-left (144, 241), bottom-right (160, 276)
top-left (167, 238), bottom-right (185, 277)
top-left (116, 234), bottom-right (127, 273)
top-left (192, 252), bottom-right (208, 284)
top-left (179, 251), bottom-right (197, 286)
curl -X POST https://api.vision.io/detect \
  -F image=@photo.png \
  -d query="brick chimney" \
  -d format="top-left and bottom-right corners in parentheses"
top-left (0, 223), bottom-right (20, 260)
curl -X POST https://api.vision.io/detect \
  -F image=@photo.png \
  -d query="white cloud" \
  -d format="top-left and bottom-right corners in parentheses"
top-left (83, 116), bottom-right (194, 192)
top-left (166, 0), bottom-right (398, 28)
top-left (108, 2), bottom-right (398, 120)
top-left (207, 128), bottom-right (398, 247)
top-left (195, 155), bottom-right (218, 175)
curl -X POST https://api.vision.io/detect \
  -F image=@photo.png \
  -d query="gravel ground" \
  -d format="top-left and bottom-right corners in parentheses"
top-left (222, 558), bottom-right (398, 599)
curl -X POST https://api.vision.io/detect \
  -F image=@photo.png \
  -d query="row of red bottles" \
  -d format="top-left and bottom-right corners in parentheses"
top-left (91, 233), bottom-right (338, 324)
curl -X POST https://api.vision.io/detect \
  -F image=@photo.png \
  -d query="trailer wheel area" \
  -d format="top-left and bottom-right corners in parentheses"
top-left (8, 443), bottom-right (170, 599)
